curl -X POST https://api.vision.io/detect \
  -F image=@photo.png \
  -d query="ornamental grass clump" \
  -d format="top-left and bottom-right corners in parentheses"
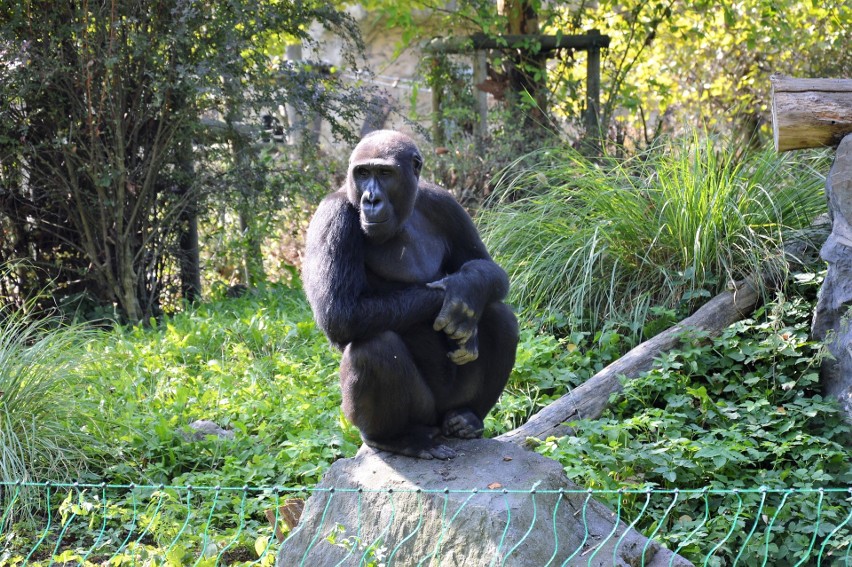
top-left (0, 304), bottom-right (102, 489)
top-left (480, 134), bottom-right (826, 340)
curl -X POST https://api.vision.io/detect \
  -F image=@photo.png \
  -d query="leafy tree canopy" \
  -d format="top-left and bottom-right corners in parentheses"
top-left (350, 0), bottom-right (850, 146)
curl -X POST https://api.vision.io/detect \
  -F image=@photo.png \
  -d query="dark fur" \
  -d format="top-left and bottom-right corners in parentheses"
top-left (302, 130), bottom-right (518, 459)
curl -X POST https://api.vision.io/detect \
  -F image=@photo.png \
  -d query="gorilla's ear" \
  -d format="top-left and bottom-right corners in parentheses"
top-left (412, 153), bottom-right (423, 177)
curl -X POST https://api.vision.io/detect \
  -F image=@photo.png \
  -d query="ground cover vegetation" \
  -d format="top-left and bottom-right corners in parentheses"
top-left (2, 0), bottom-right (851, 563)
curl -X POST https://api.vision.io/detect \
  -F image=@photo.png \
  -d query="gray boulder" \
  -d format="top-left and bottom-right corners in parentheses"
top-left (813, 133), bottom-right (852, 420)
top-left (277, 438), bottom-right (691, 566)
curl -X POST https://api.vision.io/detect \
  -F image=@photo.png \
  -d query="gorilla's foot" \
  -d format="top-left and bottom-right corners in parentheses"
top-left (363, 428), bottom-right (457, 460)
top-left (441, 409), bottom-right (484, 439)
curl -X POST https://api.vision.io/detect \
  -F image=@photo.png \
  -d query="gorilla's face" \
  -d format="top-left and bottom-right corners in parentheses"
top-left (346, 131), bottom-right (423, 243)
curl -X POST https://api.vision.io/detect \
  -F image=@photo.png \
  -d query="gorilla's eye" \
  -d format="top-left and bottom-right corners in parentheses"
top-left (354, 166), bottom-right (370, 179)
top-left (378, 167), bottom-right (395, 178)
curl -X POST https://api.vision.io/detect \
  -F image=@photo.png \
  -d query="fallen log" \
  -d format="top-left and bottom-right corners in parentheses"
top-left (497, 279), bottom-right (760, 445)
top-left (498, 223), bottom-right (828, 446)
top-left (771, 77), bottom-right (852, 152)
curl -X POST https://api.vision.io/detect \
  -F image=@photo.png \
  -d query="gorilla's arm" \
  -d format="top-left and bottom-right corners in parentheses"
top-left (422, 187), bottom-right (510, 347)
top-left (302, 193), bottom-right (443, 347)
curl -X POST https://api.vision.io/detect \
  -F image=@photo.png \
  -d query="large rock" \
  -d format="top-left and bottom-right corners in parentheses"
top-left (812, 133), bottom-right (852, 420)
top-left (277, 438), bottom-right (691, 566)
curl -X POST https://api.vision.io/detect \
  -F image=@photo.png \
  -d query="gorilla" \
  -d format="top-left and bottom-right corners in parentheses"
top-left (302, 130), bottom-right (518, 459)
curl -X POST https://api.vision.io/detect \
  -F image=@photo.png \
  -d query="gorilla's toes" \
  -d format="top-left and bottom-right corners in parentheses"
top-left (426, 444), bottom-right (457, 460)
top-left (442, 409), bottom-right (484, 439)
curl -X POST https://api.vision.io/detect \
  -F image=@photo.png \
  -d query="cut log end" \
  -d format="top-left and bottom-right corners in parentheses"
top-left (771, 77), bottom-right (852, 152)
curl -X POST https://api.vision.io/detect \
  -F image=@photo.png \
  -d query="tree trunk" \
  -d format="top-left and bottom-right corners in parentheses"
top-left (771, 77), bottom-right (852, 152)
top-left (176, 140), bottom-right (201, 303)
top-left (498, 0), bottom-right (548, 132)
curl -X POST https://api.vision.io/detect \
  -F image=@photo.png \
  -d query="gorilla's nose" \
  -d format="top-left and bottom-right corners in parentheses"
top-left (362, 190), bottom-right (382, 205)
top-left (361, 192), bottom-right (387, 221)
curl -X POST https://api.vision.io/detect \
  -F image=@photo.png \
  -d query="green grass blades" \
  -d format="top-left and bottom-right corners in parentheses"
top-left (479, 134), bottom-right (828, 342)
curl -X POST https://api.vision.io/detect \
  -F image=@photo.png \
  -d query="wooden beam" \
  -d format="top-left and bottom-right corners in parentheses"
top-left (771, 77), bottom-right (852, 152)
top-left (423, 32), bottom-right (610, 55)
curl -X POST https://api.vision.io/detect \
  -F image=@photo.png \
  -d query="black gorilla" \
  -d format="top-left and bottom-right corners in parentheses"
top-left (302, 130), bottom-right (518, 459)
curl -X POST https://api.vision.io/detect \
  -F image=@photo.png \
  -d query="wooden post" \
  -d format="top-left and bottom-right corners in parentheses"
top-left (585, 29), bottom-right (602, 140)
top-left (771, 77), bottom-right (852, 152)
top-left (430, 57), bottom-right (445, 146)
top-left (473, 50), bottom-right (489, 153)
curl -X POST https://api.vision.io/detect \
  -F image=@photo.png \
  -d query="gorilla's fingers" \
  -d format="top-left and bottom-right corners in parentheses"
top-left (448, 325), bottom-right (473, 341)
top-left (442, 409), bottom-right (484, 439)
top-left (433, 311), bottom-right (450, 332)
top-left (434, 299), bottom-right (477, 338)
top-left (449, 349), bottom-right (478, 365)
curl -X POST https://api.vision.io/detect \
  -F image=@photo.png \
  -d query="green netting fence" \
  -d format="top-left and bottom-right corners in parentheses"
top-left (1, 481), bottom-right (850, 566)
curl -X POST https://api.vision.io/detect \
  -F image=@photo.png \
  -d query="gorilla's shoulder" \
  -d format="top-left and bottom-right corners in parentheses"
top-left (320, 188), bottom-right (352, 206)
top-left (417, 182), bottom-right (462, 207)
top-left (309, 189), bottom-right (359, 234)
top-left (316, 189), bottom-right (358, 216)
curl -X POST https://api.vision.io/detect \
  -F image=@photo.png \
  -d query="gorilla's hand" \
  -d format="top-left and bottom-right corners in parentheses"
top-left (428, 275), bottom-right (481, 364)
top-left (448, 331), bottom-right (479, 365)
top-left (427, 276), bottom-right (479, 342)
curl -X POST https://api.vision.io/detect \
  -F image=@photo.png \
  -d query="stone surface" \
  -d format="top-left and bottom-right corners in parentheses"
top-left (277, 438), bottom-right (691, 566)
top-left (812, 133), bottom-right (852, 420)
top-left (181, 419), bottom-right (235, 441)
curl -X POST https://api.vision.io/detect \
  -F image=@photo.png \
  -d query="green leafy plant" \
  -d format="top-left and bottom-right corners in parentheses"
top-left (538, 277), bottom-right (852, 564)
top-left (84, 283), bottom-right (357, 489)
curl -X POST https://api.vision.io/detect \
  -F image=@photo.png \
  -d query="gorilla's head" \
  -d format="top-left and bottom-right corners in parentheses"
top-left (346, 130), bottom-right (424, 243)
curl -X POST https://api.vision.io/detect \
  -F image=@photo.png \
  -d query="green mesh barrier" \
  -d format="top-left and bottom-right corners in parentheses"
top-left (0, 482), bottom-right (850, 565)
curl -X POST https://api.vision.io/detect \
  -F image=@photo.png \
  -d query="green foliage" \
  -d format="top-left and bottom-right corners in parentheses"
top-left (85, 283), bottom-right (356, 488)
top-left (538, 278), bottom-right (852, 564)
top-left (480, 134), bottom-right (827, 341)
top-left (0, 0), bottom-right (369, 319)
top-left (489, 324), bottom-right (627, 434)
top-left (201, 145), bottom-right (343, 289)
top-left (345, 0), bottom-right (851, 148)
top-left (1, 283), bottom-right (353, 561)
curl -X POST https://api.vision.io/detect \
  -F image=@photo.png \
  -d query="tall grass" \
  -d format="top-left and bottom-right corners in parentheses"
top-left (0, 304), bottom-right (103, 489)
top-left (480, 135), bottom-right (827, 339)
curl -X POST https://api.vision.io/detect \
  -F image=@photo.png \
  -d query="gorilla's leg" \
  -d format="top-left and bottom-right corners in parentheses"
top-left (441, 302), bottom-right (519, 439)
top-left (341, 331), bottom-right (456, 459)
